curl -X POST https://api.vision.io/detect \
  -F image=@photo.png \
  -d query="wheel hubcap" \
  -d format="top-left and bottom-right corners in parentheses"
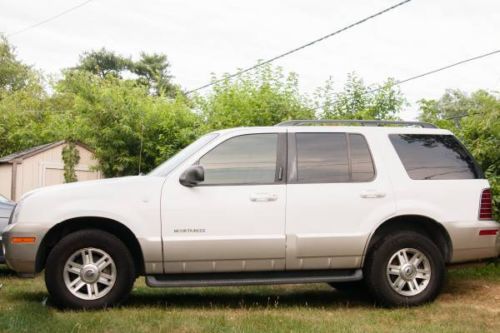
top-left (81, 264), bottom-right (99, 283)
top-left (63, 248), bottom-right (117, 300)
top-left (386, 248), bottom-right (431, 297)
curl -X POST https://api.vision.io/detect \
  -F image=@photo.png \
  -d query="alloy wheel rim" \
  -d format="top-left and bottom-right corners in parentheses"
top-left (63, 247), bottom-right (117, 300)
top-left (386, 248), bottom-right (431, 297)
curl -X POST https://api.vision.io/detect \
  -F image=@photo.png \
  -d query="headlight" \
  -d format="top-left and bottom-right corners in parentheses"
top-left (9, 190), bottom-right (37, 225)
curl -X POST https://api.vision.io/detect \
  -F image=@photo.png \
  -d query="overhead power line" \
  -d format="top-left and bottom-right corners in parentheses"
top-left (444, 112), bottom-right (480, 120)
top-left (365, 49), bottom-right (500, 95)
top-left (7, 0), bottom-right (95, 37)
top-left (186, 0), bottom-right (413, 95)
top-left (311, 49), bottom-right (500, 111)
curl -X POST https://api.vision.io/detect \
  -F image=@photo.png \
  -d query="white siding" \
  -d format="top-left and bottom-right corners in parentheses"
top-left (14, 143), bottom-right (100, 200)
top-left (0, 164), bottom-right (12, 199)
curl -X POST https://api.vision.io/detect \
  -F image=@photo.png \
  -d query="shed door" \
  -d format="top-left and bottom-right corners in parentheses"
top-left (44, 168), bottom-right (65, 186)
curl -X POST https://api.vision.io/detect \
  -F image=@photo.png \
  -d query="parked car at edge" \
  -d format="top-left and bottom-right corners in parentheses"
top-left (0, 194), bottom-right (15, 263)
top-left (3, 120), bottom-right (499, 309)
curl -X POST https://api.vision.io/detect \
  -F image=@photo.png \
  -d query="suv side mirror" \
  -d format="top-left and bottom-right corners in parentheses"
top-left (179, 165), bottom-right (205, 187)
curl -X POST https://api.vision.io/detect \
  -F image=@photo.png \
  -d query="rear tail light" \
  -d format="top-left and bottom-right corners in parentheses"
top-left (479, 189), bottom-right (493, 220)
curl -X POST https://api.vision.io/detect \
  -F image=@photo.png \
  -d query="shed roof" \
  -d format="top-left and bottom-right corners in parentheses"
top-left (0, 141), bottom-right (92, 164)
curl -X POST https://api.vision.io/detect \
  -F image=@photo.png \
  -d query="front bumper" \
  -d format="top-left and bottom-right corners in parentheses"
top-left (447, 220), bottom-right (500, 263)
top-left (2, 223), bottom-right (48, 275)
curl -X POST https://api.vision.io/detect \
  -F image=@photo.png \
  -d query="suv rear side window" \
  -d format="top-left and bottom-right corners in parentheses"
top-left (350, 134), bottom-right (376, 181)
top-left (389, 134), bottom-right (480, 180)
top-left (295, 133), bottom-right (375, 183)
top-left (199, 134), bottom-right (278, 185)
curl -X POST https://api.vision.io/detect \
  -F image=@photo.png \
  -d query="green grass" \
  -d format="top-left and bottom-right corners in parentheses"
top-left (0, 262), bottom-right (499, 333)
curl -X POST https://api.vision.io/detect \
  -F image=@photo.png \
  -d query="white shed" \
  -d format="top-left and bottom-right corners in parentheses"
top-left (0, 141), bottom-right (101, 201)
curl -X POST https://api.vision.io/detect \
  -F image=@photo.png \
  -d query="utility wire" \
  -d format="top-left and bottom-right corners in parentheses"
top-left (315, 49), bottom-right (500, 111)
top-left (444, 112), bottom-right (479, 120)
top-left (365, 49), bottom-right (500, 95)
top-left (7, 0), bottom-right (95, 37)
top-left (185, 0), bottom-right (413, 95)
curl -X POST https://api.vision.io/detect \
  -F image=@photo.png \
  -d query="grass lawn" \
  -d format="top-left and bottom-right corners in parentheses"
top-left (0, 261), bottom-right (499, 333)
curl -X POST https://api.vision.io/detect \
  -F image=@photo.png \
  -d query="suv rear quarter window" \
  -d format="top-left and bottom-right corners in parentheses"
top-left (389, 134), bottom-right (481, 180)
top-left (350, 134), bottom-right (376, 182)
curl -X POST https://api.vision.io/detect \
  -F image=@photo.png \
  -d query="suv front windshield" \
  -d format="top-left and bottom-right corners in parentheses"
top-left (148, 133), bottom-right (219, 177)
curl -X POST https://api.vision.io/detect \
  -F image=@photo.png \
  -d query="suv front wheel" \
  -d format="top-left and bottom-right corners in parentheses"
top-left (45, 229), bottom-right (136, 309)
top-left (364, 231), bottom-right (445, 307)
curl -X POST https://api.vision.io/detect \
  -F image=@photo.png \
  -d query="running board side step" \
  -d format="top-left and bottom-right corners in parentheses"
top-left (146, 269), bottom-right (362, 288)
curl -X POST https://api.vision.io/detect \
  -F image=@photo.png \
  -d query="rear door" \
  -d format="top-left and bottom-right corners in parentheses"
top-left (285, 129), bottom-right (396, 270)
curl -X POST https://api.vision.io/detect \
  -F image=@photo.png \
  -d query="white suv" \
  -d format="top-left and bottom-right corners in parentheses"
top-left (3, 120), bottom-right (499, 309)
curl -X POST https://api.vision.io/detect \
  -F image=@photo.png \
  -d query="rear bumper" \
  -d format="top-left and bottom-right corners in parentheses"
top-left (2, 223), bottom-right (48, 275)
top-left (447, 220), bottom-right (500, 263)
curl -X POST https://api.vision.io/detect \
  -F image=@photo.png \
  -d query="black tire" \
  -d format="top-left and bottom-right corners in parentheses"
top-left (328, 281), bottom-right (366, 293)
top-left (45, 229), bottom-right (136, 309)
top-left (364, 231), bottom-right (445, 307)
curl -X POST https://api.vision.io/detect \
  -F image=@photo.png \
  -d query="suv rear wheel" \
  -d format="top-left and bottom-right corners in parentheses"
top-left (364, 231), bottom-right (445, 307)
top-left (45, 229), bottom-right (135, 309)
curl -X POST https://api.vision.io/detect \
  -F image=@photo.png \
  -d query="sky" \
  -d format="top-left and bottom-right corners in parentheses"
top-left (1, 0), bottom-right (499, 120)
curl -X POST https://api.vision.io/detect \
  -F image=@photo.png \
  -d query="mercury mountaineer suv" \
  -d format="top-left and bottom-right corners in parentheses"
top-left (3, 120), bottom-right (499, 309)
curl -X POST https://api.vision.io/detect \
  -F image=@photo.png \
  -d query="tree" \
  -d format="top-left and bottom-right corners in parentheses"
top-left (0, 37), bottom-right (57, 157)
top-left (196, 64), bottom-right (315, 129)
top-left (0, 38), bottom-right (197, 177)
top-left (195, 66), bottom-right (405, 131)
top-left (74, 48), bottom-right (178, 97)
top-left (0, 36), bottom-right (33, 95)
top-left (315, 73), bottom-right (406, 120)
top-left (419, 89), bottom-right (500, 216)
top-left (55, 70), bottom-right (200, 177)
top-left (419, 89), bottom-right (478, 128)
top-left (0, 36), bottom-right (45, 103)
top-left (131, 53), bottom-right (178, 97)
top-left (75, 48), bottom-right (132, 78)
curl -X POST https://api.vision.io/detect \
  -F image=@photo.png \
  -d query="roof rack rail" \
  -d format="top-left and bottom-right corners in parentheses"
top-left (275, 119), bottom-right (437, 128)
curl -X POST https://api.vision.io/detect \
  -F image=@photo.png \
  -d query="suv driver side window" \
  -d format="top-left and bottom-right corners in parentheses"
top-left (199, 134), bottom-right (279, 185)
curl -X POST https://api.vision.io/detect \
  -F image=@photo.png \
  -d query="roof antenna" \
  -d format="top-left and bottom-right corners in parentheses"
top-left (138, 121), bottom-right (144, 175)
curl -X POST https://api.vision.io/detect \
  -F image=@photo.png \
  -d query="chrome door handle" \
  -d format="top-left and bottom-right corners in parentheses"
top-left (360, 190), bottom-right (386, 199)
top-left (250, 193), bottom-right (278, 202)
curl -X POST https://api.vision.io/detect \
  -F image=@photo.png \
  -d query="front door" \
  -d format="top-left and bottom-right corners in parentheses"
top-left (161, 132), bottom-right (287, 273)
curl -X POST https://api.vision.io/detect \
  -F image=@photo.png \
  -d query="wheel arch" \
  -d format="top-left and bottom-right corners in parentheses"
top-left (36, 217), bottom-right (145, 276)
top-left (363, 214), bottom-right (453, 265)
